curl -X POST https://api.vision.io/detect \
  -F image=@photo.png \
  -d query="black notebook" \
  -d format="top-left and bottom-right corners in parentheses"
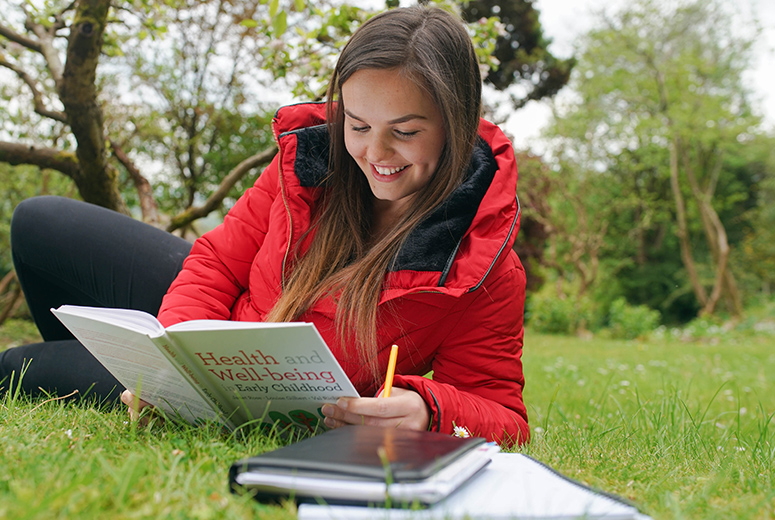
top-left (229, 425), bottom-right (496, 506)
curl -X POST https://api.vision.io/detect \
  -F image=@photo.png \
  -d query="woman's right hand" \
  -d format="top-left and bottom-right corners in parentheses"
top-left (120, 389), bottom-right (157, 425)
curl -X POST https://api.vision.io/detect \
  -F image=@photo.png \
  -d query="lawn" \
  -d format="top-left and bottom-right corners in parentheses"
top-left (1, 316), bottom-right (774, 519)
top-left (520, 326), bottom-right (775, 519)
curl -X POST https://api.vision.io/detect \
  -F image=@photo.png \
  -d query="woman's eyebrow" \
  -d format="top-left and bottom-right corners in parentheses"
top-left (344, 109), bottom-right (427, 124)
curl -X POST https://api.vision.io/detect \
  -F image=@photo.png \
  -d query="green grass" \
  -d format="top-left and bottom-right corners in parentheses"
top-left (520, 329), bottom-right (775, 519)
top-left (0, 386), bottom-right (295, 519)
top-left (1, 317), bottom-right (774, 519)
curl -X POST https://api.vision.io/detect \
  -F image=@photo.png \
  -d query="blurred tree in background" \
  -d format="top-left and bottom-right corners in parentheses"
top-left (734, 136), bottom-right (775, 298)
top-left (460, 0), bottom-right (574, 108)
top-left (0, 0), bottom-right (523, 231)
top-left (523, 0), bottom-right (772, 328)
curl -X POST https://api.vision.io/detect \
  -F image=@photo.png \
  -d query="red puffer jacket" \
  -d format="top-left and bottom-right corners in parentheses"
top-left (158, 102), bottom-right (529, 445)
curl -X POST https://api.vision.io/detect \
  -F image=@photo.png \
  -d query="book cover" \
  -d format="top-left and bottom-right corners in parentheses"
top-left (229, 425), bottom-right (493, 506)
top-left (51, 305), bottom-right (359, 433)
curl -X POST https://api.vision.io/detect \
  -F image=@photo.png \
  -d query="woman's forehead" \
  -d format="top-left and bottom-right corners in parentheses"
top-left (340, 69), bottom-right (440, 123)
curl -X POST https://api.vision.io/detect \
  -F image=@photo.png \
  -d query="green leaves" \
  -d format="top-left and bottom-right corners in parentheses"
top-left (268, 0), bottom-right (279, 18)
top-left (538, 0), bottom-right (767, 321)
top-left (271, 11), bottom-right (287, 37)
top-left (468, 15), bottom-right (503, 74)
top-left (459, 0), bottom-right (574, 106)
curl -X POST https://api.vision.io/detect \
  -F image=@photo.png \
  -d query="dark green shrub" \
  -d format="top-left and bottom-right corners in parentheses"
top-left (605, 297), bottom-right (661, 340)
top-left (527, 290), bottom-right (593, 335)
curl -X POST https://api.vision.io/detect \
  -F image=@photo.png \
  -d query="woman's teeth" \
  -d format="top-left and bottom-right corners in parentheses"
top-left (374, 165), bottom-right (408, 176)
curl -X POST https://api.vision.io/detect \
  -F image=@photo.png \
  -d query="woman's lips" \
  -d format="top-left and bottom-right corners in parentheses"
top-left (371, 163), bottom-right (409, 181)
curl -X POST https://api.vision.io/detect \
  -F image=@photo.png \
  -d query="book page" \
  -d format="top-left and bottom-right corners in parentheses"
top-left (166, 320), bottom-right (300, 332)
top-left (52, 308), bottom-right (220, 425)
top-left (53, 305), bottom-right (165, 336)
top-left (166, 322), bottom-right (359, 432)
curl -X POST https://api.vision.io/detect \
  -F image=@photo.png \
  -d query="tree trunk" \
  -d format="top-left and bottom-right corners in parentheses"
top-left (59, 0), bottom-right (128, 214)
top-left (681, 145), bottom-right (743, 318)
top-left (110, 139), bottom-right (160, 225)
top-left (0, 271), bottom-right (22, 326)
top-left (669, 137), bottom-right (708, 307)
top-left (648, 54), bottom-right (717, 316)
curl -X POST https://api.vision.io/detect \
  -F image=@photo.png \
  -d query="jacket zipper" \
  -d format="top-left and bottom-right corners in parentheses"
top-left (272, 120), bottom-right (293, 290)
top-left (379, 196), bottom-right (520, 302)
top-left (466, 193), bottom-right (521, 293)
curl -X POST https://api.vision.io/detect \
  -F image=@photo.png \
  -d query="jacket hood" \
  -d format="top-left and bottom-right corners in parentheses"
top-left (272, 102), bottom-right (520, 296)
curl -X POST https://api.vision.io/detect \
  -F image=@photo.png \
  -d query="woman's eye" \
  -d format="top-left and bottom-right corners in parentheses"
top-left (395, 129), bottom-right (419, 138)
top-left (351, 125), bottom-right (369, 133)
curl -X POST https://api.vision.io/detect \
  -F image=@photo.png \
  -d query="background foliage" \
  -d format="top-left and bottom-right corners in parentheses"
top-left (519, 0), bottom-right (774, 333)
top-left (0, 0), bottom-right (773, 331)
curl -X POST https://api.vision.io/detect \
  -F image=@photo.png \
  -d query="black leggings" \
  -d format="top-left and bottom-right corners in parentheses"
top-left (0, 196), bottom-right (192, 402)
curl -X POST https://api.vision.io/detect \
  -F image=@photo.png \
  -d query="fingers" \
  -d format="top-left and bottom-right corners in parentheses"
top-left (321, 388), bottom-right (430, 431)
top-left (120, 389), bottom-right (156, 425)
top-left (120, 389), bottom-right (152, 408)
top-left (121, 390), bottom-right (139, 421)
top-left (120, 389), bottom-right (135, 406)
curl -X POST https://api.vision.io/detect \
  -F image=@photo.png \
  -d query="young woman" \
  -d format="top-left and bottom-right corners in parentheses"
top-left (1, 7), bottom-right (529, 445)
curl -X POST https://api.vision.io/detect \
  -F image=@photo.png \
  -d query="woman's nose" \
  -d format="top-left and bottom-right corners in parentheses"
top-left (366, 133), bottom-right (392, 162)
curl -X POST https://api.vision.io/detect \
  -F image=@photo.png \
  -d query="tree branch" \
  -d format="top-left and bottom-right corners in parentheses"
top-left (24, 12), bottom-right (65, 85)
top-left (166, 146), bottom-right (277, 232)
top-left (0, 55), bottom-right (68, 123)
top-left (0, 140), bottom-right (80, 179)
top-left (0, 281), bottom-right (23, 326)
top-left (55, 2), bottom-right (79, 30)
top-left (0, 270), bottom-right (17, 297)
top-left (707, 148), bottom-right (723, 198)
top-left (109, 139), bottom-right (160, 225)
top-left (0, 22), bottom-right (43, 52)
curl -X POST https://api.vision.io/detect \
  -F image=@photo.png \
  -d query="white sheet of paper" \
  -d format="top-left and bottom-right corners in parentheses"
top-left (297, 453), bottom-right (652, 520)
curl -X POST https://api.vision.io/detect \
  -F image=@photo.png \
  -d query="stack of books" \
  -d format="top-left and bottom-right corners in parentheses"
top-left (229, 425), bottom-right (496, 506)
top-left (229, 425), bottom-right (652, 520)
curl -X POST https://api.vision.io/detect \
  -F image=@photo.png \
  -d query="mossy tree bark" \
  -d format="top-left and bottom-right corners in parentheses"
top-left (59, 0), bottom-right (128, 215)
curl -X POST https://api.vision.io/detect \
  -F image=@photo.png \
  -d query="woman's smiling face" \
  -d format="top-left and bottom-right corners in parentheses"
top-left (341, 68), bottom-right (447, 222)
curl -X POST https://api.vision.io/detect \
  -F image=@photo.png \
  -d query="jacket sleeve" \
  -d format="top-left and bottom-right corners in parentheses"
top-left (392, 253), bottom-right (529, 447)
top-left (157, 155), bottom-right (281, 327)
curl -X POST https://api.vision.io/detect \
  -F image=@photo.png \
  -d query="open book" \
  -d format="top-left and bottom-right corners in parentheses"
top-left (51, 305), bottom-right (359, 432)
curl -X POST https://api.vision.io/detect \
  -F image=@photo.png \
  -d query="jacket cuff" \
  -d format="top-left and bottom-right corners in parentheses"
top-left (390, 374), bottom-right (444, 434)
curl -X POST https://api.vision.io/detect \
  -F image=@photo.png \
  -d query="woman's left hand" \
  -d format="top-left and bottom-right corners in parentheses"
top-left (320, 387), bottom-right (430, 431)
top-left (120, 389), bottom-right (160, 426)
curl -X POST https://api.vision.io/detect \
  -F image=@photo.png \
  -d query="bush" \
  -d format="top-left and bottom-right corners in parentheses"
top-left (605, 297), bottom-right (661, 340)
top-left (526, 288), bottom-right (662, 339)
top-left (526, 291), bottom-right (594, 335)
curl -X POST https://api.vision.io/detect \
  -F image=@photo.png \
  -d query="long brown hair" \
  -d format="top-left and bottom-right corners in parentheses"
top-left (266, 6), bottom-right (482, 378)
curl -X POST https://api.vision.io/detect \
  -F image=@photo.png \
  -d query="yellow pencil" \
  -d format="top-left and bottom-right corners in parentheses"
top-left (383, 344), bottom-right (399, 398)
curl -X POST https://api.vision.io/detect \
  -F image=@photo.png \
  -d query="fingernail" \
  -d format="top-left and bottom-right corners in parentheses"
top-left (321, 404), bottom-right (333, 417)
top-left (324, 417), bottom-right (335, 428)
top-left (337, 398), bottom-right (348, 411)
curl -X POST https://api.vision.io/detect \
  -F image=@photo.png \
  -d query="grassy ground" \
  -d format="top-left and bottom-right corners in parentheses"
top-left (520, 328), bottom-right (775, 519)
top-left (1, 315), bottom-right (774, 519)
